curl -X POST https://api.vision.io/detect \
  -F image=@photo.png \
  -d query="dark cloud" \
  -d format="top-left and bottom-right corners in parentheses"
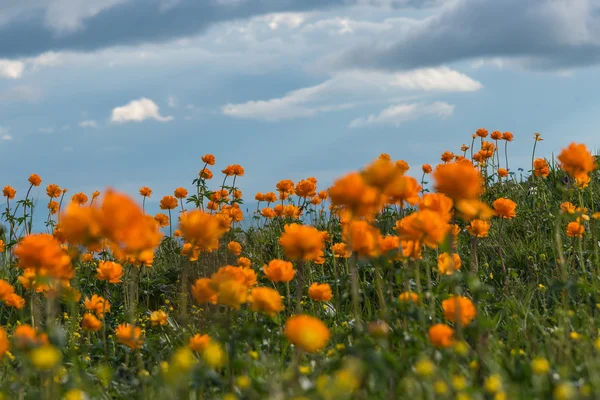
top-left (330, 0), bottom-right (600, 71)
top-left (0, 0), bottom-right (434, 58)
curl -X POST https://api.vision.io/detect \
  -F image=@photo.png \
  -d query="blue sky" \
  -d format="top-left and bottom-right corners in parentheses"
top-left (1, 0), bottom-right (600, 215)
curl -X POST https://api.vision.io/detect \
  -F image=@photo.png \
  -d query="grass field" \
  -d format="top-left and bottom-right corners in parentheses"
top-left (0, 130), bottom-right (599, 400)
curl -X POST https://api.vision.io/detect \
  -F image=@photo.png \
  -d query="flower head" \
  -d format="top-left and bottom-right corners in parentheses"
top-left (279, 223), bottom-right (324, 261)
top-left (249, 287), bottom-right (284, 316)
top-left (284, 314), bottom-right (330, 353)
top-left (308, 283), bottom-right (333, 302)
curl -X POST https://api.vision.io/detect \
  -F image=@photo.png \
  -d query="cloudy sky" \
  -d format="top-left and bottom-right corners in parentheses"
top-left (1, 0), bottom-right (600, 211)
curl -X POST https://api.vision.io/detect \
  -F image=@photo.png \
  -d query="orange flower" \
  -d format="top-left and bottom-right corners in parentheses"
top-left (502, 132), bottom-right (514, 141)
top-left (174, 187), bottom-right (188, 199)
top-left (92, 191), bottom-right (100, 200)
top-left (261, 207), bottom-right (276, 218)
top-left (0, 327), bottom-right (8, 359)
top-left (2, 186), bottom-right (16, 199)
top-left (379, 235), bottom-right (400, 254)
top-left (560, 202), bottom-right (576, 214)
top-left (200, 168), bottom-right (213, 180)
top-left (442, 296), bottom-right (476, 326)
top-left (0, 279), bottom-right (15, 301)
top-left (490, 131), bottom-right (502, 140)
top-left (398, 291), bottom-right (419, 303)
top-left (28, 174), bottom-right (42, 187)
top-left (160, 195), bottom-right (178, 210)
top-left (14, 234), bottom-right (73, 280)
top-left (263, 260), bottom-right (296, 282)
top-left (498, 168), bottom-right (508, 178)
top-left (14, 324), bottom-right (48, 349)
top-left (179, 210), bottom-right (227, 252)
top-left (533, 158), bottom-right (550, 178)
top-left (329, 172), bottom-right (382, 218)
top-left (433, 162), bottom-right (483, 201)
top-left (5, 293), bottom-right (25, 309)
top-left (467, 219), bottom-right (490, 238)
top-left (362, 157), bottom-right (399, 190)
top-left (237, 257), bottom-right (251, 268)
top-left (276, 180), bottom-right (295, 195)
top-left (493, 198), bottom-right (517, 219)
top-left (46, 184), bottom-right (62, 198)
top-left (379, 153), bottom-right (391, 161)
top-left (385, 175), bottom-right (421, 206)
top-left (396, 159), bottom-right (410, 174)
top-left (84, 294), bottom-right (111, 318)
top-left (422, 164), bottom-right (432, 174)
top-left (455, 199), bottom-right (494, 221)
top-left (81, 313), bottom-right (102, 331)
top-left (192, 278), bottom-right (218, 304)
top-left (48, 200), bottom-right (59, 215)
top-left (264, 192), bottom-right (278, 203)
top-left (295, 178), bottom-right (318, 198)
top-left (428, 324), bottom-right (455, 348)
top-left (557, 143), bottom-right (597, 181)
top-left (150, 310), bottom-right (168, 326)
top-left (71, 192), bottom-right (88, 205)
top-left (566, 221), bottom-right (584, 238)
top-left (343, 220), bottom-right (380, 257)
top-left (437, 252), bottom-right (461, 275)
top-left (115, 323), bottom-right (144, 350)
top-left (154, 213), bottom-right (169, 227)
top-left (283, 204), bottom-right (301, 219)
top-left (318, 190), bottom-right (328, 200)
top-left (396, 210), bottom-right (449, 249)
top-left (401, 240), bottom-right (422, 260)
top-left (139, 187), bottom-right (152, 197)
top-left (475, 128), bottom-right (488, 138)
top-left (255, 192), bottom-right (265, 202)
top-left (441, 151), bottom-right (454, 163)
top-left (189, 334), bottom-right (211, 352)
top-left (249, 287), bottom-right (284, 316)
top-left (331, 243), bottom-right (351, 258)
top-left (308, 283), bottom-right (332, 302)
top-left (279, 223), bottom-right (324, 261)
top-left (227, 241), bottom-right (242, 256)
top-left (284, 314), bottom-right (330, 353)
top-left (96, 260), bottom-right (123, 283)
top-left (419, 193), bottom-right (453, 222)
top-left (202, 154), bottom-right (216, 165)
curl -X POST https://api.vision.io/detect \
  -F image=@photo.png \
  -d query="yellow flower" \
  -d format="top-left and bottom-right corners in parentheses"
top-left (30, 345), bottom-right (62, 370)
top-left (570, 331), bottom-right (580, 341)
top-left (414, 358), bottom-right (435, 377)
top-left (484, 374), bottom-right (502, 393)
top-left (452, 375), bottom-right (467, 391)
top-left (554, 383), bottom-right (575, 400)
top-left (171, 347), bottom-right (195, 372)
top-left (63, 389), bottom-right (85, 400)
top-left (249, 350), bottom-right (259, 360)
top-left (235, 375), bottom-right (251, 390)
top-left (202, 342), bottom-right (226, 369)
top-left (433, 380), bottom-right (448, 395)
top-left (299, 365), bottom-right (312, 375)
top-left (531, 357), bottom-right (550, 375)
top-left (454, 340), bottom-right (470, 356)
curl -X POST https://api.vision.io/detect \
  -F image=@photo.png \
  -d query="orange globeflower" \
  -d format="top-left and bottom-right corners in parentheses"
top-left (139, 187), bottom-right (152, 197)
top-left (318, 190), bottom-right (328, 200)
top-left (385, 175), bottom-right (421, 206)
top-left (502, 132), bottom-right (514, 141)
top-left (5, 293), bottom-right (25, 309)
top-left (263, 260), bottom-right (296, 282)
top-left (396, 160), bottom-right (410, 174)
top-left (329, 172), bottom-right (382, 218)
top-left (174, 187), bottom-right (188, 199)
top-left (179, 210), bottom-right (227, 252)
top-left (84, 294), bottom-right (111, 318)
top-left (378, 153), bottom-right (391, 161)
top-left (533, 158), bottom-right (550, 178)
top-left (560, 202), bottom-right (576, 214)
top-left (115, 323), bottom-right (143, 350)
top-left (428, 324), bottom-right (455, 348)
top-left (467, 219), bottom-right (490, 238)
top-left (279, 223), bottom-right (324, 261)
top-left (343, 220), bottom-right (380, 257)
top-left (398, 291), bottom-right (419, 303)
top-left (96, 260), bottom-right (123, 284)
top-left (498, 168), bottom-right (509, 178)
top-left (433, 162), bottom-right (483, 201)
top-left (264, 192), bottom-right (278, 203)
top-left (362, 157), bottom-right (399, 189)
top-left (150, 310), bottom-right (168, 326)
top-left (0, 327), bottom-right (8, 359)
top-left (200, 168), bottom-right (213, 180)
top-left (295, 178), bottom-right (317, 198)
top-left (202, 154), bottom-right (216, 165)
top-left (422, 164), bottom-right (432, 174)
top-left (192, 278), bottom-right (218, 304)
top-left (2, 186), bottom-right (16, 199)
top-left (441, 151), bottom-right (454, 163)
top-left (490, 131), bottom-right (502, 140)
top-left (160, 196), bottom-right (178, 210)
top-left (558, 143), bottom-right (597, 181)
top-left (14, 324), bottom-right (48, 349)
top-left (476, 128), bottom-right (488, 138)
top-left (261, 207), bottom-right (276, 218)
top-left (442, 296), bottom-right (477, 326)
top-left (28, 174), bottom-right (42, 187)
top-left (189, 334), bottom-right (211, 352)
top-left (59, 203), bottom-right (104, 245)
top-left (276, 180), bottom-right (295, 196)
top-left (437, 252), bottom-right (461, 275)
top-left (48, 201), bottom-right (59, 215)
top-left (493, 198), bottom-right (517, 219)
top-left (396, 210), bottom-right (449, 249)
top-left (154, 213), bottom-right (169, 227)
top-left (14, 234), bottom-right (73, 279)
top-left (249, 287), bottom-right (284, 316)
top-left (566, 221), bottom-right (584, 238)
top-left (81, 313), bottom-right (102, 331)
top-left (255, 192), bottom-right (265, 202)
top-left (237, 257), bottom-right (251, 268)
top-left (419, 193), bottom-right (453, 222)
top-left (227, 241), bottom-right (242, 256)
top-left (308, 283), bottom-right (332, 302)
top-left (284, 314), bottom-right (330, 353)
top-left (71, 192), bottom-right (88, 205)
top-left (331, 243), bottom-right (351, 258)
top-left (46, 184), bottom-right (62, 198)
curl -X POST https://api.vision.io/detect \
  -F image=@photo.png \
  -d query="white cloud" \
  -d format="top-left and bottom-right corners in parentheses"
top-left (79, 120), bottom-right (98, 128)
top-left (222, 67), bottom-right (480, 121)
top-left (168, 95), bottom-right (178, 108)
top-left (111, 98), bottom-right (174, 123)
top-left (0, 127), bottom-right (12, 141)
top-left (267, 13), bottom-right (306, 30)
top-left (44, 0), bottom-right (130, 33)
top-left (28, 52), bottom-right (63, 70)
top-left (349, 101), bottom-right (454, 128)
top-left (0, 59), bottom-right (25, 79)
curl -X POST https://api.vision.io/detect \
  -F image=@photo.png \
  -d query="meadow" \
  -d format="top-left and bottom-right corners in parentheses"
top-left (0, 130), bottom-right (599, 400)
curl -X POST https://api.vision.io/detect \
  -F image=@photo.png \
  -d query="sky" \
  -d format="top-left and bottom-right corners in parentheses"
top-left (1, 0), bottom-right (600, 217)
